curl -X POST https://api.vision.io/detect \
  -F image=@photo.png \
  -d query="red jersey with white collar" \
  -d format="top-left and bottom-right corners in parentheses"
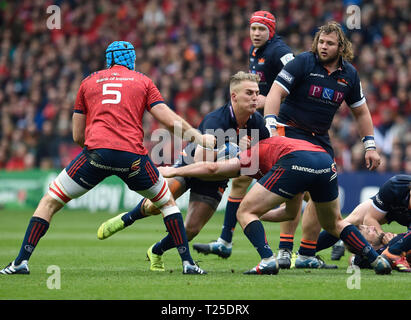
top-left (74, 65), bottom-right (164, 155)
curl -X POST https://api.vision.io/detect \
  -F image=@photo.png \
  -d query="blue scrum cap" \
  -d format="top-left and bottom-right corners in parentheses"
top-left (105, 41), bottom-right (136, 70)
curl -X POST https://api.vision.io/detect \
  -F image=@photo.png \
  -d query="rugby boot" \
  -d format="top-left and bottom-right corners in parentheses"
top-left (244, 258), bottom-right (279, 275)
top-left (193, 240), bottom-right (232, 259)
top-left (295, 255), bottom-right (338, 269)
top-left (0, 260), bottom-right (30, 275)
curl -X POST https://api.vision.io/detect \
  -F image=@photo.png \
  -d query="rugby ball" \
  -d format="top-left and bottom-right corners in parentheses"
top-left (216, 142), bottom-right (240, 161)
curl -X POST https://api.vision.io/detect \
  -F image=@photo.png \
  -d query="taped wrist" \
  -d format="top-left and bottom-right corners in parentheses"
top-left (264, 114), bottom-right (278, 130)
top-left (362, 136), bottom-right (376, 151)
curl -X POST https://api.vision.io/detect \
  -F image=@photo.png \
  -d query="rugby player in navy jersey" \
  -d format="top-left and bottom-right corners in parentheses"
top-left (349, 228), bottom-right (411, 272)
top-left (262, 21), bottom-right (381, 269)
top-left (97, 72), bottom-right (270, 272)
top-left (315, 174), bottom-right (411, 271)
top-left (193, 10), bottom-right (296, 260)
top-left (158, 135), bottom-right (392, 275)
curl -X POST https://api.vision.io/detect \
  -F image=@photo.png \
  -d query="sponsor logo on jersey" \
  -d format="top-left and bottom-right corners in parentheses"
top-left (309, 85), bottom-right (345, 104)
top-left (278, 69), bottom-right (294, 84)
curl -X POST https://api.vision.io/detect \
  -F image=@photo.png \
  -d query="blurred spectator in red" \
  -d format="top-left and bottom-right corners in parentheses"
top-left (0, 0), bottom-right (409, 172)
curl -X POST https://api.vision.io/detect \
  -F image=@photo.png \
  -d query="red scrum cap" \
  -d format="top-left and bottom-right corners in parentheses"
top-left (250, 11), bottom-right (276, 39)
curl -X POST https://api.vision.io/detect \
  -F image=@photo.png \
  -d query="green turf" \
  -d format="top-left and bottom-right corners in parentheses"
top-left (0, 209), bottom-right (410, 300)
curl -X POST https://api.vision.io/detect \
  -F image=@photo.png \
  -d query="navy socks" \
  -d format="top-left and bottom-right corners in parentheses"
top-left (153, 213), bottom-right (194, 265)
top-left (243, 220), bottom-right (273, 259)
top-left (298, 239), bottom-right (317, 256)
top-left (278, 233), bottom-right (294, 251)
top-left (316, 230), bottom-right (339, 252)
top-left (387, 231), bottom-right (411, 256)
top-left (15, 217), bottom-right (49, 265)
top-left (219, 197), bottom-right (241, 243)
top-left (121, 199), bottom-right (147, 227)
top-left (340, 225), bottom-right (378, 263)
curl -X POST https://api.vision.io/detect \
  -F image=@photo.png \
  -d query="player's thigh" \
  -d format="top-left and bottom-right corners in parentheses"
top-left (229, 175), bottom-right (253, 198)
top-left (120, 154), bottom-right (175, 209)
top-left (184, 181), bottom-right (225, 234)
top-left (238, 182), bottom-right (289, 219)
top-left (48, 149), bottom-right (109, 206)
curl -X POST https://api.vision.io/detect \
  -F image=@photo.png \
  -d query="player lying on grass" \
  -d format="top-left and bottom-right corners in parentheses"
top-left (346, 225), bottom-right (411, 272)
top-left (158, 136), bottom-right (392, 275)
top-left (313, 174), bottom-right (411, 271)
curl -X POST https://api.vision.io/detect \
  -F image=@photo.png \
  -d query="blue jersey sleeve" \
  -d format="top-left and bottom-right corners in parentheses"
top-left (371, 178), bottom-right (397, 213)
top-left (199, 115), bottom-right (231, 149)
top-left (274, 53), bottom-right (307, 94)
top-left (345, 69), bottom-right (366, 108)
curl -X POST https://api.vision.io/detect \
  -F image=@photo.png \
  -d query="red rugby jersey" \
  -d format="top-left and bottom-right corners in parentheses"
top-left (74, 65), bottom-right (164, 154)
top-left (239, 136), bottom-right (327, 179)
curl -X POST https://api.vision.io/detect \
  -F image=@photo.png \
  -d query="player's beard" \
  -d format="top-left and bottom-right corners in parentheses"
top-left (318, 50), bottom-right (340, 65)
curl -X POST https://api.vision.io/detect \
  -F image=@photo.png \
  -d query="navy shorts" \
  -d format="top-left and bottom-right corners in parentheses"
top-left (173, 154), bottom-right (227, 202)
top-left (258, 151), bottom-right (338, 202)
top-left (65, 147), bottom-right (160, 192)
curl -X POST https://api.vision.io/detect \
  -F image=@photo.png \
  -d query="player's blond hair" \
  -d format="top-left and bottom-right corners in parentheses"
top-left (229, 71), bottom-right (260, 93)
top-left (311, 21), bottom-right (354, 62)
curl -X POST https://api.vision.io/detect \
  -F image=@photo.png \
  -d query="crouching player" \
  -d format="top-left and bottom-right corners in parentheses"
top-left (159, 136), bottom-right (392, 275)
top-left (0, 41), bottom-right (213, 275)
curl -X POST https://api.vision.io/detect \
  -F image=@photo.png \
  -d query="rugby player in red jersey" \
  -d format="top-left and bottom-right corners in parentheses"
top-left (159, 136), bottom-right (392, 275)
top-left (0, 41), bottom-right (213, 275)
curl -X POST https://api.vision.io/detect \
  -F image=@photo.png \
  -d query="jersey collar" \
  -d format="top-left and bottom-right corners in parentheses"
top-left (314, 53), bottom-right (346, 74)
top-left (228, 102), bottom-right (252, 130)
top-left (252, 38), bottom-right (272, 55)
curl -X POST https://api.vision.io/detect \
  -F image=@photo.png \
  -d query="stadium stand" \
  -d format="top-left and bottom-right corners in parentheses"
top-left (0, 0), bottom-right (409, 172)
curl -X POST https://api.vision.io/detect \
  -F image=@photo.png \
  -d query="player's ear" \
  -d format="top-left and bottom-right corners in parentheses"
top-left (231, 91), bottom-right (237, 103)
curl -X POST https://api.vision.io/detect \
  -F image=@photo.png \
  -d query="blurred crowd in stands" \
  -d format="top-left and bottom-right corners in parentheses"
top-left (0, 0), bottom-right (410, 173)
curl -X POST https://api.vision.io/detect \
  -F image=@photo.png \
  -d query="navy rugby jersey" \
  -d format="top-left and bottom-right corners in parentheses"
top-left (371, 175), bottom-right (411, 228)
top-left (274, 51), bottom-right (366, 135)
top-left (249, 34), bottom-right (294, 96)
top-left (177, 102), bottom-right (270, 165)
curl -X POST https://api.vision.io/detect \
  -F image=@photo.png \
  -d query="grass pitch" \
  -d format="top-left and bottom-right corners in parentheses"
top-left (0, 209), bottom-right (410, 301)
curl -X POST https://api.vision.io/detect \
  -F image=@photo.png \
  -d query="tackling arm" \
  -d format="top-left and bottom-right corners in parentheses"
top-left (363, 206), bottom-right (388, 233)
top-left (150, 103), bottom-right (215, 149)
top-left (158, 158), bottom-right (242, 181)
